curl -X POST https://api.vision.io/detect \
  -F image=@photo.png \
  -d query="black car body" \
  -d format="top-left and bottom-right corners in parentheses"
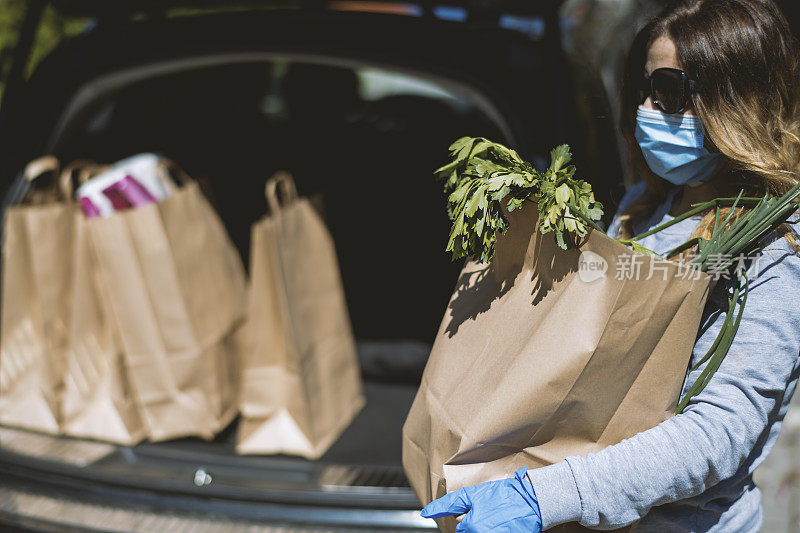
top-left (0, 1), bottom-right (627, 530)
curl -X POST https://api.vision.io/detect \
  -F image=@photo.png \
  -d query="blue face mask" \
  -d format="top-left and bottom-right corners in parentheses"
top-left (634, 105), bottom-right (723, 185)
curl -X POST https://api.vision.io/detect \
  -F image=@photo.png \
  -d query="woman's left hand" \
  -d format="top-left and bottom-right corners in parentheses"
top-left (420, 467), bottom-right (542, 532)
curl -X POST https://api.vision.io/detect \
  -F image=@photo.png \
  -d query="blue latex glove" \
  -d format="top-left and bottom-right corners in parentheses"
top-left (420, 468), bottom-right (542, 533)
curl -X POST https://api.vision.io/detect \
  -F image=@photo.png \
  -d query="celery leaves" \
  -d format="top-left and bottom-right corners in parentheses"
top-left (435, 137), bottom-right (604, 262)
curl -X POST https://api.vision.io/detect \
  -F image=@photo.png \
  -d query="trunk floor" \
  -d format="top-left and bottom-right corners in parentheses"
top-left (147, 380), bottom-right (418, 468)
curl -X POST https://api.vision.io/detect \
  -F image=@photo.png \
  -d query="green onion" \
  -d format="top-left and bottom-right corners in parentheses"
top-left (673, 182), bottom-right (800, 412)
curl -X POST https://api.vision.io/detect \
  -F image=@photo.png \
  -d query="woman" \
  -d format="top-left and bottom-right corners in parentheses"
top-left (421, 0), bottom-right (800, 531)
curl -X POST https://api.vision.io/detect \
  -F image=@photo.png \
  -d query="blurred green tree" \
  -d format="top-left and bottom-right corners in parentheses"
top-left (0, 0), bottom-right (89, 101)
top-left (0, 0), bottom-right (28, 97)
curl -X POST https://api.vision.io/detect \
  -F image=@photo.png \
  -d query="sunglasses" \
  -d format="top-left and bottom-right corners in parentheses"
top-left (641, 67), bottom-right (698, 115)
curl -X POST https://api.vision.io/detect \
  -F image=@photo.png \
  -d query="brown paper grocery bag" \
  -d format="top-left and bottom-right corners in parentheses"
top-left (236, 172), bottom-right (364, 459)
top-left (60, 210), bottom-right (146, 445)
top-left (86, 161), bottom-right (246, 441)
top-left (0, 157), bottom-right (73, 434)
top-left (402, 203), bottom-right (712, 532)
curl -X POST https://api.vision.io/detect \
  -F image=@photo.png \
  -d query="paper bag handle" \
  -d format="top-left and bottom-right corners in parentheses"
top-left (265, 171), bottom-right (298, 213)
top-left (21, 156), bottom-right (62, 203)
top-left (157, 157), bottom-right (192, 187)
top-left (24, 156), bottom-right (59, 183)
top-left (58, 160), bottom-right (110, 201)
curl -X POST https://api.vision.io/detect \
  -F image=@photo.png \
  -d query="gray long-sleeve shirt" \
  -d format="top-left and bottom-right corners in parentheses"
top-left (526, 181), bottom-right (800, 531)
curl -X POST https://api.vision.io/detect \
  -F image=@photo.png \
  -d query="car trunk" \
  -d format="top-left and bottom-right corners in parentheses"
top-left (0, 4), bottom-right (570, 530)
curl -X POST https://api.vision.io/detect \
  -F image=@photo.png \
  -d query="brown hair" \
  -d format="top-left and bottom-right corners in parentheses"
top-left (616, 0), bottom-right (800, 247)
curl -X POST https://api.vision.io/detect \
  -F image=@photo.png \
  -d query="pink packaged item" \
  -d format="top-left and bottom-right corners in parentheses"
top-left (79, 197), bottom-right (102, 218)
top-left (76, 153), bottom-right (172, 217)
top-left (102, 186), bottom-right (133, 211)
top-left (103, 175), bottom-right (157, 209)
